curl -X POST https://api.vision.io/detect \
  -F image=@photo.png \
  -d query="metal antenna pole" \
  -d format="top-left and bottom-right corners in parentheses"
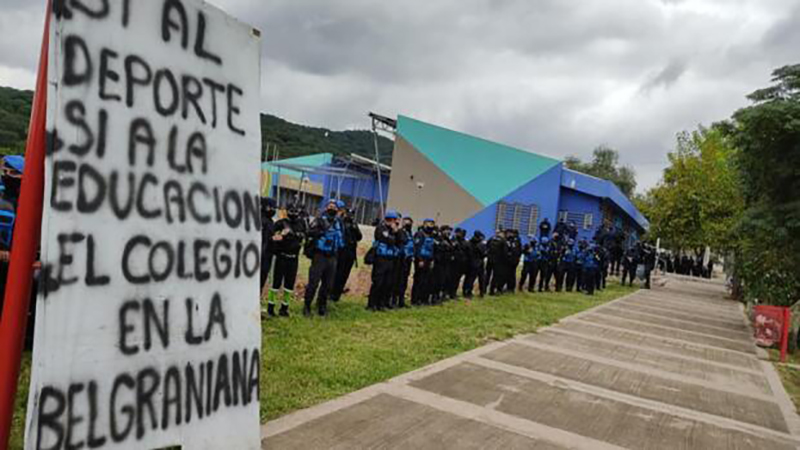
top-left (337, 160), bottom-right (351, 201)
top-left (371, 117), bottom-right (385, 218)
top-left (275, 145), bottom-right (282, 207)
top-left (299, 171), bottom-right (307, 207)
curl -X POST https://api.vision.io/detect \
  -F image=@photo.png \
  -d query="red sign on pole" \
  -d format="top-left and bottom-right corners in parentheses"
top-left (754, 305), bottom-right (791, 362)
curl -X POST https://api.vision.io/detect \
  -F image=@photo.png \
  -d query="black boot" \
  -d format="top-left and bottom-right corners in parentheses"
top-left (279, 304), bottom-right (289, 317)
top-left (268, 303), bottom-right (277, 317)
top-left (303, 299), bottom-right (312, 317)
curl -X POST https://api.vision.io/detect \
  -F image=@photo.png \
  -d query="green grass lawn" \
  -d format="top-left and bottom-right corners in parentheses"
top-left (768, 348), bottom-right (800, 366)
top-left (775, 364), bottom-right (800, 412)
top-left (9, 280), bottom-right (635, 448)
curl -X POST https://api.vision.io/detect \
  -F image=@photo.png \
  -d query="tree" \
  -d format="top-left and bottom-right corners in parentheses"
top-left (565, 146), bottom-right (637, 197)
top-left (726, 63), bottom-right (800, 305)
top-left (642, 126), bottom-right (744, 255)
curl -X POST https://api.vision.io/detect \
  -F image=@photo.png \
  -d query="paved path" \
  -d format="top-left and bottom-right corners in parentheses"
top-left (261, 277), bottom-right (800, 449)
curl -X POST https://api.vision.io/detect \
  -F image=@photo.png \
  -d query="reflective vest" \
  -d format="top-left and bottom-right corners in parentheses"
top-left (316, 220), bottom-right (343, 254)
top-left (562, 247), bottom-right (576, 264)
top-left (416, 235), bottom-right (435, 260)
top-left (376, 240), bottom-right (397, 258)
top-left (583, 251), bottom-right (599, 269)
top-left (575, 249), bottom-right (585, 266)
top-left (538, 244), bottom-right (551, 261)
top-left (524, 246), bottom-right (539, 263)
top-left (403, 237), bottom-right (415, 259)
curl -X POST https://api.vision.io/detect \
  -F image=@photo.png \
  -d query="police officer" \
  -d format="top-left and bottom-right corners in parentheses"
top-left (539, 218), bottom-right (552, 239)
top-left (506, 229), bottom-right (523, 293)
top-left (390, 215), bottom-right (414, 309)
top-left (621, 245), bottom-right (638, 287)
top-left (331, 204), bottom-right (363, 303)
top-left (550, 233), bottom-right (566, 291)
top-left (451, 228), bottom-right (470, 298)
top-left (582, 244), bottom-right (600, 295)
top-left (463, 230), bottom-right (487, 298)
top-left (268, 204), bottom-right (306, 317)
top-left (260, 197), bottom-right (278, 294)
top-left (304, 200), bottom-right (344, 317)
top-left (538, 237), bottom-right (553, 292)
top-left (597, 244), bottom-right (609, 290)
top-left (411, 218), bottom-right (436, 305)
top-left (564, 239), bottom-right (579, 292)
top-left (554, 234), bottom-right (570, 292)
top-left (368, 210), bottom-right (400, 311)
top-left (519, 237), bottom-right (539, 292)
top-left (488, 229), bottom-right (507, 295)
top-left (611, 230), bottom-right (624, 276)
top-left (574, 239), bottom-right (588, 291)
top-left (433, 225), bottom-right (455, 302)
top-left (0, 155), bottom-right (24, 321)
top-left (485, 229), bottom-right (501, 291)
top-left (567, 221), bottom-right (578, 241)
top-left (554, 218), bottom-right (568, 238)
top-left (642, 243), bottom-right (655, 289)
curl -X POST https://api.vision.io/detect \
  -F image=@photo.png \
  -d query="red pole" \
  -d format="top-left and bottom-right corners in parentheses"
top-left (781, 307), bottom-right (791, 364)
top-left (0, 1), bottom-right (50, 447)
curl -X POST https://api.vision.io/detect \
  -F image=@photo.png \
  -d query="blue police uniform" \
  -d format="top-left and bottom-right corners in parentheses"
top-left (304, 211), bottom-right (344, 316)
top-left (582, 246), bottom-right (600, 295)
top-left (519, 239), bottom-right (540, 292)
top-left (411, 223), bottom-right (436, 305)
top-left (368, 211), bottom-right (400, 311)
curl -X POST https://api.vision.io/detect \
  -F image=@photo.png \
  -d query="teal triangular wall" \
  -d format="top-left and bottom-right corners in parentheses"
top-left (396, 116), bottom-right (561, 206)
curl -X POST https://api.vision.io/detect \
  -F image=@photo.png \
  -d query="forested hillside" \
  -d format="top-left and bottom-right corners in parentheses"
top-left (0, 85), bottom-right (393, 163)
top-left (0, 86), bottom-right (32, 155)
top-left (261, 114), bottom-right (393, 164)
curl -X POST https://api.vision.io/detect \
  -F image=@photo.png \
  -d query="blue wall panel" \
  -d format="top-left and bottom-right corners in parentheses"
top-left (561, 168), bottom-right (648, 231)
top-left (322, 171), bottom-right (389, 204)
top-left (457, 164), bottom-right (563, 242)
top-left (558, 188), bottom-right (602, 242)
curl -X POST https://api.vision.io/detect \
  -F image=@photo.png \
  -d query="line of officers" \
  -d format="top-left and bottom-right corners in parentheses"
top-left (260, 198), bottom-right (656, 318)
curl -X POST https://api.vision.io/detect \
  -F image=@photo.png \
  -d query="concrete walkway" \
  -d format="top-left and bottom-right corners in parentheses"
top-left (261, 277), bottom-right (800, 449)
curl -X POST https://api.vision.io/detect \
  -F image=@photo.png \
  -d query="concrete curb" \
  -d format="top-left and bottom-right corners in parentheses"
top-left (762, 359), bottom-right (800, 437)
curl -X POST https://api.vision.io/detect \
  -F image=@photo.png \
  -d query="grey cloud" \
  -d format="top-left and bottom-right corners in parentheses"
top-left (762, 5), bottom-right (800, 63)
top-left (640, 59), bottom-right (688, 93)
top-left (2, 0), bottom-right (800, 192)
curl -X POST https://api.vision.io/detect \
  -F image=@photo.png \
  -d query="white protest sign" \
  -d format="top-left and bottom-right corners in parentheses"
top-left (25, 0), bottom-right (262, 448)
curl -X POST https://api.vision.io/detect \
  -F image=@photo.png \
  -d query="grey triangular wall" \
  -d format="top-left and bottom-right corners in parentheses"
top-left (387, 136), bottom-right (484, 225)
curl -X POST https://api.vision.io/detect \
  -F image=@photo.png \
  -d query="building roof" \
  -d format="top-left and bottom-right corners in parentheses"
top-left (261, 153), bottom-right (334, 179)
top-left (396, 115), bottom-right (561, 206)
top-left (560, 168), bottom-right (649, 230)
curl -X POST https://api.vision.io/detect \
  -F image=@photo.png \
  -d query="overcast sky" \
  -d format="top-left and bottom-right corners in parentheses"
top-left (2, 0), bottom-right (798, 191)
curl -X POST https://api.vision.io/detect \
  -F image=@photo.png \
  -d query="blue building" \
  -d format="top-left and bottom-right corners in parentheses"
top-left (262, 152), bottom-right (390, 224)
top-left (386, 115), bottom-right (648, 242)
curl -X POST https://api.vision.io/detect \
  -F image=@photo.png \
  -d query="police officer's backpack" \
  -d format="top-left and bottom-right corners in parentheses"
top-left (364, 245), bottom-right (376, 265)
top-left (303, 238), bottom-right (316, 259)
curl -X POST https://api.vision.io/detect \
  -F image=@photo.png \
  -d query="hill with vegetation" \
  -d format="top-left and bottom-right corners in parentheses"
top-left (0, 85), bottom-right (393, 163)
top-left (260, 113), bottom-right (392, 164)
top-left (0, 86), bottom-right (32, 156)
